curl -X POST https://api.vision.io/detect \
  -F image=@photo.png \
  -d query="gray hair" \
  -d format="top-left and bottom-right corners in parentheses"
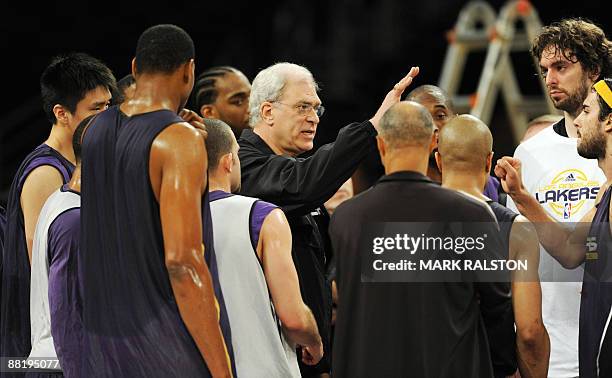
top-left (249, 62), bottom-right (318, 127)
top-left (379, 101), bottom-right (434, 148)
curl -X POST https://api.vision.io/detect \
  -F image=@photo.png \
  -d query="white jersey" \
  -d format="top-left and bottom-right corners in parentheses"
top-left (29, 188), bottom-right (80, 367)
top-left (507, 122), bottom-right (605, 377)
top-left (210, 194), bottom-right (301, 378)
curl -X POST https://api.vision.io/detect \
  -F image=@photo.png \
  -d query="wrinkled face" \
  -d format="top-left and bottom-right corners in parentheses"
top-left (575, 91), bottom-right (606, 159)
top-left (213, 72), bottom-right (251, 131)
top-left (271, 77), bottom-right (321, 156)
top-left (539, 45), bottom-right (593, 117)
top-left (65, 86), bottom-right (112, 132)
top-left (229, 138), bottom-right (241, 193)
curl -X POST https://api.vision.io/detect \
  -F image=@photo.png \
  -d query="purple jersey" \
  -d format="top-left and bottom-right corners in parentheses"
top-left (484, 176), bottom-right (501, 202)
top-left (1, 144), bottom-right (74, 365)
top-left (47, 191), bottom-right (81, 377)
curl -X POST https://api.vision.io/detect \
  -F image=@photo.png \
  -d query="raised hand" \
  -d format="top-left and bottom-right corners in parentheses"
top-left (370, 66), bottom-right (420, 130)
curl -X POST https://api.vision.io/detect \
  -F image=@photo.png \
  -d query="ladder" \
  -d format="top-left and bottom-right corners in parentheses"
top-left (439, 0), bottom-right (559, 143)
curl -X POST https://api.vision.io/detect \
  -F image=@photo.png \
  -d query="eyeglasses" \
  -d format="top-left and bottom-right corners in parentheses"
top-left (272, 101), bottom-right (325, 117)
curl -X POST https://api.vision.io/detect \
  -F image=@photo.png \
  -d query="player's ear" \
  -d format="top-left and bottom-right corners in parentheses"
top-left (486, 151), bottom-right (494, 173)
top-left (223, 152), bottom-right (233, 173)
top-left (604, 113), bottom-right (612, 133)
top-left (131, 58), bottom-right (137, 77)
top-left (435, 151), bottom-right (442, 172)
top-left (201, 105), bottom-right (219, 119)
top-left (182, 59), bottom-right (194, 84)
top-left (53, 104), bottom-right (69, 126)
top-left (376, 135), bottom-right (386, 159)
top-left (429, 129), bottom-right (438, 153)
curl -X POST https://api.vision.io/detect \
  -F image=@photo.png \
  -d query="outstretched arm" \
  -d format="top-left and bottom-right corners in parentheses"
top-left (151, 123), bottom-right (232, 378)
top-left (259, 208), bottom-right (323, 365)
top-left (495, 156), bottom-right (594, 268)
top-left (239, 67), bottom-right (420, 214)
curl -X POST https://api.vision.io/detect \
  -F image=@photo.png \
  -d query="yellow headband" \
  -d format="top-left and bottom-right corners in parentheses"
top-left (594, 80), bottom-right (612, 108)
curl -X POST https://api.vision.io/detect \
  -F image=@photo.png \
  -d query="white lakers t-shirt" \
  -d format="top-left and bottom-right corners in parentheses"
top-left (507, 121), bottom-right (605, 377)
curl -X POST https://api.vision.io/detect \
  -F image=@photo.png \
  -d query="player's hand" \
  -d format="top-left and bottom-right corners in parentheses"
top-left (495, 157), bottom-right (524, 196)
top-left (301, 342), bottom-right (323, 365)
top-left (179, 108), bottom-right (208, 139)
top-left (370, 66), bottom-right (420, 130)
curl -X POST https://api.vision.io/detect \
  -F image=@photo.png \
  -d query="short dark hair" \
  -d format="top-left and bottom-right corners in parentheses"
top-left (40, 53), bottom-right (116, 124)
top-left (135, 24), bottom-right (195, 74)
top-left (406, 84), bottom-right (455, 113)
top-left (112, 74), bottom-right (136, 105)
top-left (73, 114), bottom-right (97, 162)
top-left (596, 78), bottom-right (612, 122)
top-left (531, 18), bottom-right (612, 79)
top-left (203, 118), bottom-right (234, 171)
top-left (192, 66), bottom-right (237, 113)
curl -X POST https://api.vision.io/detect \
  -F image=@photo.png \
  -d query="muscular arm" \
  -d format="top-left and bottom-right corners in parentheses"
top-left (509, 217), bottom-right (550, 378)
top-left (21, 165), bottom-right (63, 264)
top-left (258, 208), bottom-right (323, 364)
top-left (496, 157), bottom-right (595, 269)
top-left (150, 123), bottom-right (232, 378)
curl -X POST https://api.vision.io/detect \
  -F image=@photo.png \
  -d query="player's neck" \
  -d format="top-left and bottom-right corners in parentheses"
top-left (563, 112), bottom-right (579, 138)
top-left (121, 76), bottom-right (183, 115)
top-left (442, 172), bottom-right (488, 201)
top-left (383, 150), bottom-right (428, 176)
top-left (208, 175), bottom-right (231, 193)
top-left (598, 145), bottom-right (612, 182)
top-left (68, 165), bottom-right (81, 193)
top-left (45, 123), bottom-right (76, 165)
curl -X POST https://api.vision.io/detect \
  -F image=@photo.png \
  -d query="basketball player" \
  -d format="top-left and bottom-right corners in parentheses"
top-left (29, 115), bottom-right (94, 377)
top-left (205, 118), bottom-right (322, 377)
top-left (496, 78), bottom-right (612, 377)
top-left (193, 66), bottom-right (251, 136)
top-left (80, 25), bottom-right (233, 377)
top-left (437, 114), bottom-right (550, 377)
top-left (506, 19), bottom-right (611, 377)
top-left (0, 53), bottom-right (115, 366)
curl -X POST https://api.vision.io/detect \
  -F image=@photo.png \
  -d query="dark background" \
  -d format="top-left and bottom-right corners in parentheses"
top-left (0, 0), bottom-right (608, 205)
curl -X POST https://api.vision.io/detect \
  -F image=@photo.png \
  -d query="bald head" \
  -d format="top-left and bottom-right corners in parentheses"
top-left (379, 101), bottom-right (434, 149)
top-left (407, 85), bottom-right (453, 110)
top-left (438, 115), bottom-right (493, 173)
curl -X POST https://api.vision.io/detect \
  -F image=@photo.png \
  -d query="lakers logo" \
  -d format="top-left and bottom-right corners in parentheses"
top-left (535, 169), bottom-right (599, 218)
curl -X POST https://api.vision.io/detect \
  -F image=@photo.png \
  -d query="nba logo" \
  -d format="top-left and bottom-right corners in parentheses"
top-left (563, 202), bottom-right (572, 219)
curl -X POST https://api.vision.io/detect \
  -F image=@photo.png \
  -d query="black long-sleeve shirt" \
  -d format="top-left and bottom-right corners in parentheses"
top-left (238, 121), bottom-right (377, 216)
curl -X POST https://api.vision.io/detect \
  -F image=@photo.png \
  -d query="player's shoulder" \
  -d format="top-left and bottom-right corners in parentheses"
top-left (515, 125), bottom-right (557, 153)
top-left (444, 189), bottom-right (497, 221)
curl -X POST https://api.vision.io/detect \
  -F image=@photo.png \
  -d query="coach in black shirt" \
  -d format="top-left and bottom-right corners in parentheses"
top-left (238, 62), bottom-right (419, 376)
top-left (329, 101), bottom-right (515, 378)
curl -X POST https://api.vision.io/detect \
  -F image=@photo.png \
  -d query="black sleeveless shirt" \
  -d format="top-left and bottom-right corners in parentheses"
top-left (80, 106), bottom-right (234, 377)
top-left (580, 186), bottom-right (612, 377)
